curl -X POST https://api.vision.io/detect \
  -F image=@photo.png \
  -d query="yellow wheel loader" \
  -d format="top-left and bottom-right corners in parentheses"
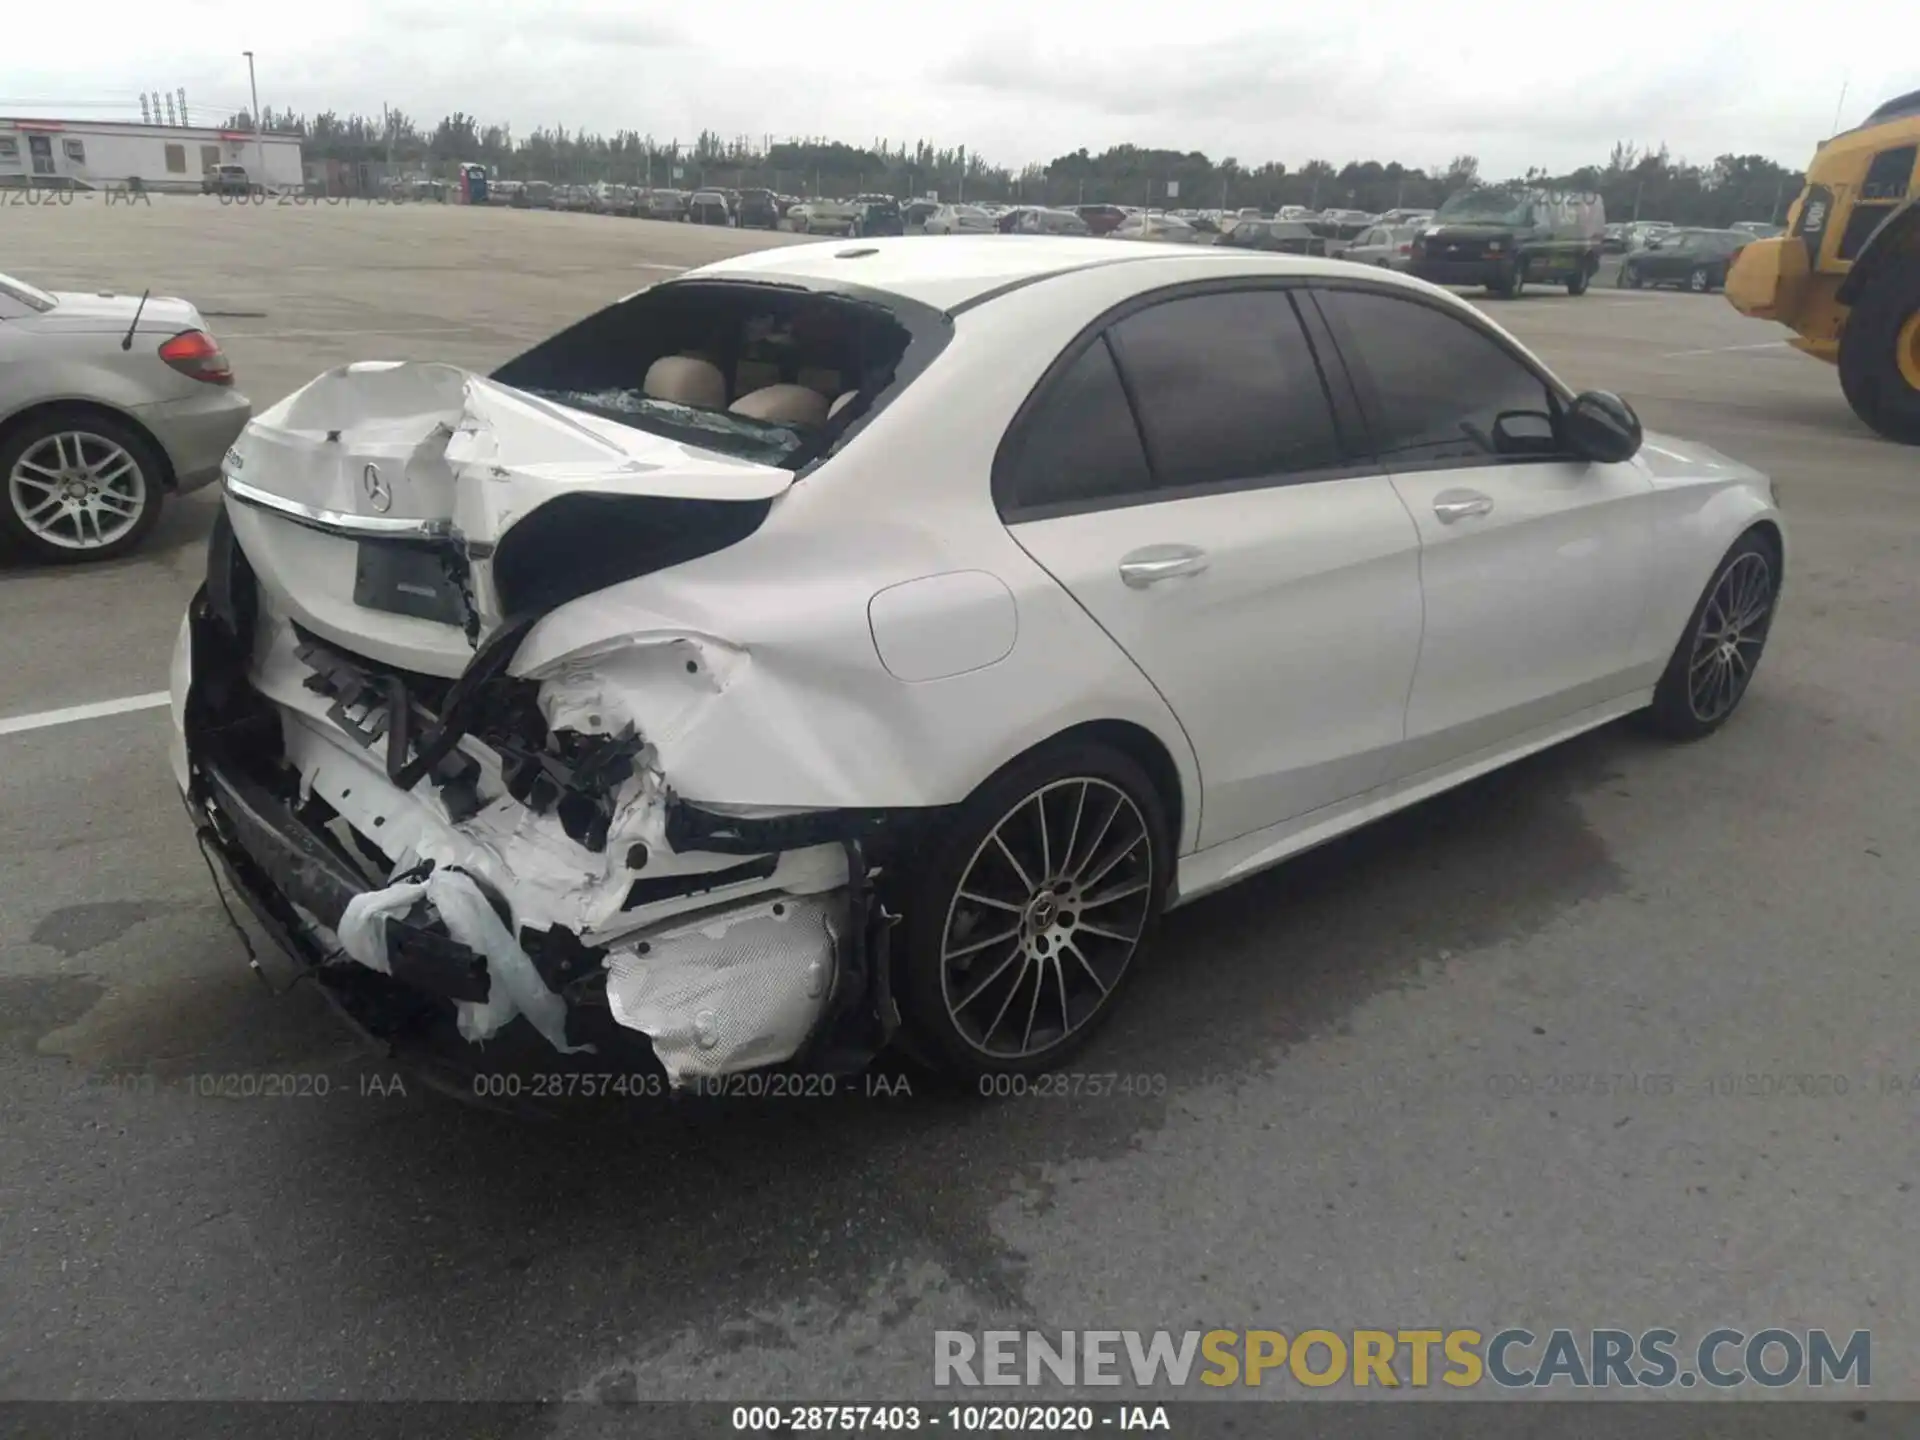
top-left (1725, 89), bottom-right (1920, 443)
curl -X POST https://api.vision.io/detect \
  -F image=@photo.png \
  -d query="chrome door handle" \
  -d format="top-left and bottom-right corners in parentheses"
top-left (1118, 544), bottom-right (1209, 588)
top-left (1432, 489), bottom-right (1494, 523)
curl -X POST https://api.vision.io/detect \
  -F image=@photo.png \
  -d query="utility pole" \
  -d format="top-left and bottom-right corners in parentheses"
top-left (1830, 73), bottom-right (1850, 136)
top-left (242, 51), bottom-right (265, 187)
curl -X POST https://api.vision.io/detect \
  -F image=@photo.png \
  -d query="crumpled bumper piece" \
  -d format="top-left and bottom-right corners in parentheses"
top-left (604, 894), bottom-right (841, 1085)
top-left (338, 868), bottom-right (592, 1055)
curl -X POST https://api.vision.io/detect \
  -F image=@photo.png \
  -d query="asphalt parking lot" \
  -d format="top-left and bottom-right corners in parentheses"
top-left (1, 197), bottom-right (1915, 1409)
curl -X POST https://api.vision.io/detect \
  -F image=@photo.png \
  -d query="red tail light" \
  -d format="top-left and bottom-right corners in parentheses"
top-left (1397, 243), bottom-right (1412, 255)
top-left (158, 329), bottom-right (233, 385)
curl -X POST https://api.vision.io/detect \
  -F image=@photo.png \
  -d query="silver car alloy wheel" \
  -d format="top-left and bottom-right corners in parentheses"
top-left (7, 431), bottom-right (149, 551)
top-left (1687, 551), bottom-right (1775, 723)
top-left (939, 777), bottom-right (1153, 1060)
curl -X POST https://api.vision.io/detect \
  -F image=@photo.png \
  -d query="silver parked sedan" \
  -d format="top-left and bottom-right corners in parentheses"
top-left (0, 271), bottom-right (251, 562)
top-left (1342, 223), bottom-right (1423, 270)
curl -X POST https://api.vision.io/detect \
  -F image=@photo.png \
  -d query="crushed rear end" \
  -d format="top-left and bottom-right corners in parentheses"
top-left (173, 278), bottom-right (942, 1087)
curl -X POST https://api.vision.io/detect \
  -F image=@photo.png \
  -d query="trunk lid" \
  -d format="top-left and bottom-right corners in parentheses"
top-left (46, 290), bottom-right (203, 335)
top-left (221, 361), bottom-right (795, 674)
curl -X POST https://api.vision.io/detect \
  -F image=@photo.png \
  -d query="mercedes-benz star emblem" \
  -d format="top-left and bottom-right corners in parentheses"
top-left (362, 462), bottom-right (392, 513)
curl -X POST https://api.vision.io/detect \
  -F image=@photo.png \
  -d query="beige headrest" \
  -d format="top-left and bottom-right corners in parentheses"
top-left (828, 391), bottom-right (859, 419)
top-left (643, 355), bottom-right (727, 409)
top-left (729, 383), bottom-right (830, 426)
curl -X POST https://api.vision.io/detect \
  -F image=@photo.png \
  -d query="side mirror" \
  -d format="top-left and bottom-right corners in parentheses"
top-left (1566, 391), bottom-right (1643, 463)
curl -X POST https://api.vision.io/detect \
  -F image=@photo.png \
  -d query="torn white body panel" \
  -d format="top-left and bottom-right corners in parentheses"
top-left (261, 628), bottom-right (848, 944)
top-left (231, 588), bottom-right (851, 1073)
top-left (603, 894), bottom-right (842, 1084)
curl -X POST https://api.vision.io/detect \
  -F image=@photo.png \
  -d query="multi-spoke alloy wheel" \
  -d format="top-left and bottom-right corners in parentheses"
top-left (1685, 551), bottom-right (1774, 723)
top-left (898, 744), bottom-right (1168, 1078)
top-left (1644, 531), bottom-right (1780, 739)
top-left (940, 778), bottom-right (1152, 1060)
top-left (1, 416), bottom-right (163, 562)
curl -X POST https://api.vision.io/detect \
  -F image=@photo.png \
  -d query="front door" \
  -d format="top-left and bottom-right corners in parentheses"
top-left (997, 285), bottom-right (1426, 849)
top-left (1311, 284), bottom-right (1653, 779)
top-left (27, 135), bottom-right (54, 177)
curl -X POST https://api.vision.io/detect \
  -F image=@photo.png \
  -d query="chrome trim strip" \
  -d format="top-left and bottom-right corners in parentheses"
top-left (222, 473), bottom-right (454, 540)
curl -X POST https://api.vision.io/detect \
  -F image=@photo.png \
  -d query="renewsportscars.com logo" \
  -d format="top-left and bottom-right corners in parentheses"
top-left (933, 1328), bottom-right (1871, 1391)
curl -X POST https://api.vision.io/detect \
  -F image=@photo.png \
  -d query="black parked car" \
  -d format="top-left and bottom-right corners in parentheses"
top-left (851, 194), bottom-right (904, 236)
top-left (1616, 228), bottom-right (1751, 292)
top-left (687, 190), bottom-right (733, 226)
top-left (735, 188), bottom-right (782, 229)
top-left (1076, 203), bottom-right (1128, 236)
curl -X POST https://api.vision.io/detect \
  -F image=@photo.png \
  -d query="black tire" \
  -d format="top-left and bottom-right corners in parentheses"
top-left (1490, 258), bottom-right (1527, 298)
top-left (0, 408), bottom-right (166, 563)
top-left (1640, 530), bottom-right (1781, 740)
top-left (891, 740), bottom-right (1171, 1080)
top-left (1567, 264), bottom-right (1591, 296)
top-left (1837, 260), bottom-right (1920, 445)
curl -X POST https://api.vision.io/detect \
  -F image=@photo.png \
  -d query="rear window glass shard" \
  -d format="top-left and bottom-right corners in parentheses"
top-left (486, 279), bottom-right (932, 470)
top-left (1105, 289), bottom-right (1346, 490)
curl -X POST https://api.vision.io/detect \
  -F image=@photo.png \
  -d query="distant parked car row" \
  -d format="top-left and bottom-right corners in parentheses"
top-left (481, 181), bottom-right (791, 228)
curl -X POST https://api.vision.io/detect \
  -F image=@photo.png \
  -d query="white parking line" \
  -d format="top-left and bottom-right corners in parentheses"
top-left (1660, 340), bottom-right (1792, 359)
top-left (635, 263), bottom-right (686, 272)
top-left (0, 692), bottom-right (170, 738)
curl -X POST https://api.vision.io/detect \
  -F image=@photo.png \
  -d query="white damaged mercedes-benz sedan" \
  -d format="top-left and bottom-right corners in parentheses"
top-left (171, 236), bottom-right (1785, 1086)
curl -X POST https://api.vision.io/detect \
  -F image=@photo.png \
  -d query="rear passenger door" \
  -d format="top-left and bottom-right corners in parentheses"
top-left (998, 285), bottom-right (1426, 850)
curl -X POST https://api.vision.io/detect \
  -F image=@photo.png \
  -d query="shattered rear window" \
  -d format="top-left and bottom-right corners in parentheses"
top-left (522, 390), bottom-right (805, 467)
top-left (490, 280), bottom-right (929, 470)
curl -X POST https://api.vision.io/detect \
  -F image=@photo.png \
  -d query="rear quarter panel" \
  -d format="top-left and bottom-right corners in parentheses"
top-left (0, 322), bottom-right (205, 468)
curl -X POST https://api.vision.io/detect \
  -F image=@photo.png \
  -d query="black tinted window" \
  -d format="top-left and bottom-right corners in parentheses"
top-left (1107, 290), bottom-right (1344, 488)
top-left (1315, 288), bottom-right (1559, 465)
top-left (1000, 338), bottom-right (1152, 511)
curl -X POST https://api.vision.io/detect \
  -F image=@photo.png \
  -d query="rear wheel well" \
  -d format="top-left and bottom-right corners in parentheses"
top-left (0, 400), bottom-right (177, 489)
top-left (1003, 719), bottom-right (1187, 856)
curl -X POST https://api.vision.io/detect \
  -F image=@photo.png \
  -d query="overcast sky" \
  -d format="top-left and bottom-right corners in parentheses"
top-left (3, 0), bottom-right (1915, 176)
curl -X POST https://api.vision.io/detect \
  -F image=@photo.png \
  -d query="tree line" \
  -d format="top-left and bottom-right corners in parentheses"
top-left (230, 107), bottom-right (1805, 227)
